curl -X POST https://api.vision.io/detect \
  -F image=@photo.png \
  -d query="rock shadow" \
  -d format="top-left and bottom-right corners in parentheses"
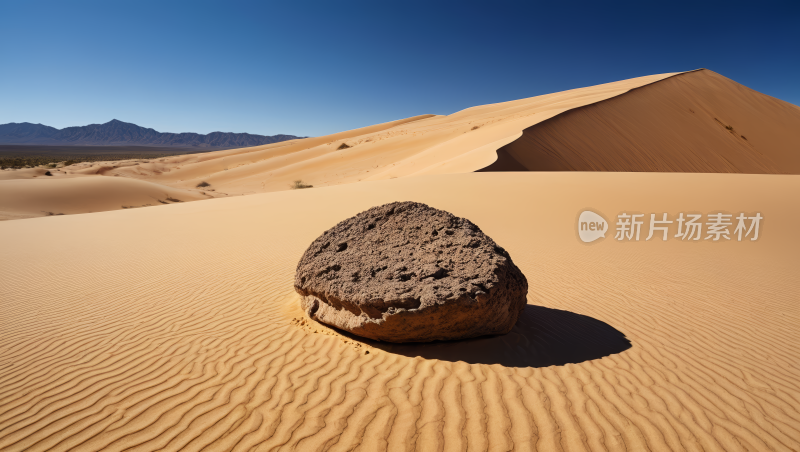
top-left (359, 305), bottom-right (632, 368)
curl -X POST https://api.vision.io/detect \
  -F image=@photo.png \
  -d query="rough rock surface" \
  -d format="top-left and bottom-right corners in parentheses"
top-left (294, 201), bottom-right (528, 342)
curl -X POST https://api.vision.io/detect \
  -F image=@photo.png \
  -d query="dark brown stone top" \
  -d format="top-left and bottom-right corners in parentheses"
top-left (294, 202), bottom-right (528, 340)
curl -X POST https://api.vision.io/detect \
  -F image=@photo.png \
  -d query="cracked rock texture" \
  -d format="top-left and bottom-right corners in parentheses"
top-left (294, 201), bottom-right (528, 342)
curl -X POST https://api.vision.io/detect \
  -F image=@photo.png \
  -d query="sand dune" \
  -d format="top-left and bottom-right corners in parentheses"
top-left (72, 69), bottom-right (800, 198)
top-left (479, 70), bottom-right (800, 173)
top-left (0, 167), bottom-right (55, 181)
top-left (0, 177), bottom-right (208, 220)
top-left (2, 70), bottom-right (799, 450)
top-left (3, 69), bottom-right (799, 221)
top-left (63, 72), bottom-right (679, 197)
top-left (1, 172), bottom-right (798, 451)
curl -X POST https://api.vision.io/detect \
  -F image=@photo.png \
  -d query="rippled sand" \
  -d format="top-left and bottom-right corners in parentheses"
top-left (2, 172), bottom-right (798, 451)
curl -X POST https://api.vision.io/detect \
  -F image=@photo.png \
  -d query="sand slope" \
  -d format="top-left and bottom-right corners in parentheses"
top-left (70, 72), bottom-right (678, 196)
top-left (480, 69), bottom-right (800, 173)
top-left (0, 167), bottom-right (58, 181)
top-left (75, 69), bottom-right (800, 198)
top-left (0, 177), bottom-right (207, 220)
top-left (3, 69), bottom-right (799, 221)
top-left (0, 72), bottom-right (679, 221)
top-left (1, 172), bottom-right (798, 451)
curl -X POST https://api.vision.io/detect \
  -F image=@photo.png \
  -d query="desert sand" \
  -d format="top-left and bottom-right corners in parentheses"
top-left (3, 69), bottom-right (799, 222)
top-left (2, 172), bottom-right (799, 451)
top-left (0, 177), bottom-right (207, 220)
top-left (0, 71), bottom-right (678, 220)
top-left (2, 68), bottom-right (799, 450)
top-left (479, 70), bottom-right (800, 173)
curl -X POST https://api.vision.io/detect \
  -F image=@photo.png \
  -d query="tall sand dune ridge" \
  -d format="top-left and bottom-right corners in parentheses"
top-left (479, 69), bottom-right (800, 173)
top-left (2, 68), bottom-right (798, 220)
top-left (58, 72), bottom-right (680, 196)
top-left (1, 172), bottom-right (799, 451)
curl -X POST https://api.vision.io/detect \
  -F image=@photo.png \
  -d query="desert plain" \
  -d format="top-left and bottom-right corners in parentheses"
top-left (1, 69), bottom-right (799, 451)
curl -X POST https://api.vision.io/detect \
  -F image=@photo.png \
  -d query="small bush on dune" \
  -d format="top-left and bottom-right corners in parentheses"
top-left (196, 181), bottom-right (211, 188)
top-left (337, 143), bottom-right (351, 150)
top-left (290, 180), bottom-right (313, 189)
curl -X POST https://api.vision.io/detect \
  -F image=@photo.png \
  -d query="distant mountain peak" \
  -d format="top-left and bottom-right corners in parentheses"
top-left (0, 120), bottom-right (303, 147)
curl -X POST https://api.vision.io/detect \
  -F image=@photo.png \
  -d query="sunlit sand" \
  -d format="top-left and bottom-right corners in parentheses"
top-left (1, 69), bottom-right (799, 451)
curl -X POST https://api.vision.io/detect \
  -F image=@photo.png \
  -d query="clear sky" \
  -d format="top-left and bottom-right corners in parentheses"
top-left (1, 0), bottom-right (798, 137)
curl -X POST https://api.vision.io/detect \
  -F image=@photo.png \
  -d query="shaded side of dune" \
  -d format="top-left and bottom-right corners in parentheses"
top-left (479, 69), bottom-right (800, 174)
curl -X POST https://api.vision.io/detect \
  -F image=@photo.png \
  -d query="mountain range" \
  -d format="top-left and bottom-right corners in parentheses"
top-left (0, 120), bottom-right (302, 148)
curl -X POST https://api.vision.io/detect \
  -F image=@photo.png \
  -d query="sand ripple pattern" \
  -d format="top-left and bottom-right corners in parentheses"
top-left (2, 173), bottom-right (799, 451)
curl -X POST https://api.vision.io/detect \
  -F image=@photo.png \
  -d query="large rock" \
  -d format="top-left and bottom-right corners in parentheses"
top-left (294, 201), bottom-right (528, 343)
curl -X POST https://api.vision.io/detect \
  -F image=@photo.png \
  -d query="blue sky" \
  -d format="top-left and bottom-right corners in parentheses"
top-left (1, 0), bottom-right (798, 137)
